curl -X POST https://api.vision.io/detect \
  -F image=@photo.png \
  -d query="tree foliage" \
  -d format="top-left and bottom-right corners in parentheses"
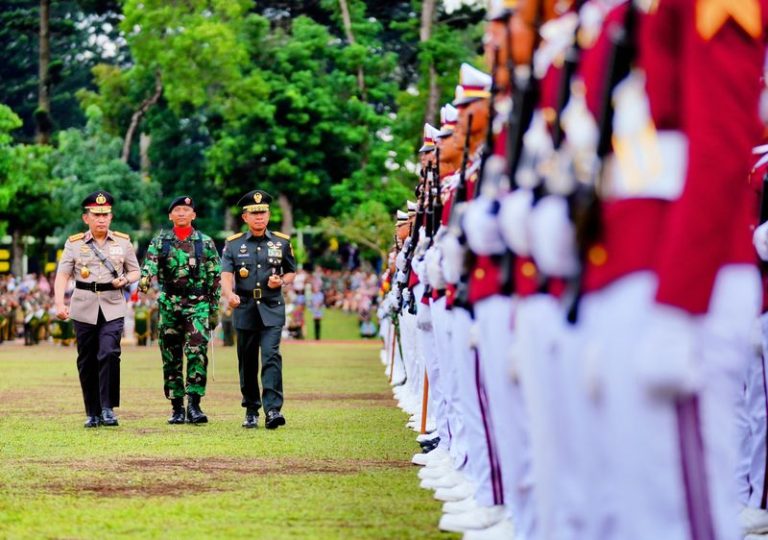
top-left (51, 106), bottom-right (159, 237)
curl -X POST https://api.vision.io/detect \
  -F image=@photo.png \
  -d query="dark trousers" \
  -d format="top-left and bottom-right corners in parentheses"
top-left (314, 318), bottom-right (321, 341)
top-left (73, 310), bottom-right (124, 416)
top-left (237, 318), bottom-right (283, 415)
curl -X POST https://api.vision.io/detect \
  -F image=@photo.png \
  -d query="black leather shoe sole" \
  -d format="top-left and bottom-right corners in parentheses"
top-left (187, 415), bottom-right (208, 424)
top-left (265, 416), bottom-right (286, 430)
top-left (101, 419), bottom-right (119, 427)
top-left (242, 420), bottom-right (258, 429)
top-left (167, 415), bottom-right (185, 425)
top-left (84, 417), bottom-right (100, 428)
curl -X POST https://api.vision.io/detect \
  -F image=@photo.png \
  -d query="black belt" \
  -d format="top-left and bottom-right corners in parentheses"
top-left (236, 287), bottom-right (264, 300)
top-left (75, 280), bottom-right (117, 292)
top-left (163, 285), bottom-right (206, 297)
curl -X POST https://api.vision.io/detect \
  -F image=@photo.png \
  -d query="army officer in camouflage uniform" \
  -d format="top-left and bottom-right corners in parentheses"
top-left (54, 191), bottom-right (140, 428)
top-left (139, 196), bottom-right (221, 424)
top-left (221, 190), bottom-right (296, 429)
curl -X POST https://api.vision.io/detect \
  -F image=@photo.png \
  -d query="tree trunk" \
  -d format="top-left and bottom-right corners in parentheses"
top-left (139, 132), bottom-right (152, 234)
top-left (35, 0), bottom-right (51, 145)
top-left (277, 193), bottom-right (294, 236)
top-left (420, 0), bottom-right (439, 126)
top-left (338, 0), bottom-right (366, 100)
top-left (122, 72), bottom-right (163, 163)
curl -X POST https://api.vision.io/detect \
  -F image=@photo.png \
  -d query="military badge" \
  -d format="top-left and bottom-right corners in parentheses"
top-left (254, 192), bottom-right (263, 203)
top-left (184, 197), bottom-right (191, 205)
top-left (239, 265), bottom-right (249, 278)
top-left (80, 266), bottom-right (91, 278)
top-left (268, 247), bottom-right (281, 258)
top-left (239, 244), bottom-right (247, 253)
top-left (96, 193), bottom-right (107, 205)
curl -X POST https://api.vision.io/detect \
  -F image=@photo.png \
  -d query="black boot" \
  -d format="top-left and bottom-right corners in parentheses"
top-left (168, 397), bottom-right (185, 425)
top-left (186, 394), bottom-right (208, 424)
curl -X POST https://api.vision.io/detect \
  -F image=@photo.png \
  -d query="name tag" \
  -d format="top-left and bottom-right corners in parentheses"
top-left (109, 246), bottom-right (124, 255)
top-left (236, 253), bottom-right (250, 258)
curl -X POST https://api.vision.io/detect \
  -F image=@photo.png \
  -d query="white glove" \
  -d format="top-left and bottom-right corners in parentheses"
top-left (416, 302), bottom-right (433, 331)
top-left (754, 221), bottom-right (768, 261)
top-left (395, 247), bottom-right (408, 271)
top-left (528, 195), bottom-right (579, 277)
top-left (412, 255), bottom-right (427, 281)
top-left (425, 246), bottom-right (447, 290)
top-left (464, 198), bottom-right (506, 255)
top-left (635, 304), bottom-right (699, 397)
top-left (440, 233), bottom-right (465, 284)
top-left (415, 227), bottom-right (431, 257)
top-left (499, 189), bottom-right (534, 256)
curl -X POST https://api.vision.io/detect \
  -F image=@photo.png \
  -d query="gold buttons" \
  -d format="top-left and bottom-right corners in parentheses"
top-left (588, 245), bottom-right (608, 266)
top-left (521, 262), bottom-right (536, 278)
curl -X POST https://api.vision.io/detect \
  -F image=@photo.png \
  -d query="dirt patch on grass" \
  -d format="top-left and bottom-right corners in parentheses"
top-left (28, 456), bottom-right (411, 498)
top-left (45, 479), bottom-right (224, 497)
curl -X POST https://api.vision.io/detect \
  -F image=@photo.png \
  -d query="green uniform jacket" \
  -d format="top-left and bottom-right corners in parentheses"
top-left (221, 230), bottom-right (296, 329)
top-left (140, 229), bottom-right (221, 311)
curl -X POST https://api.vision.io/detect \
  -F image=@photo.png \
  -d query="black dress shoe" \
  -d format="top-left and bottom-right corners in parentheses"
top-left (101, 407), bottom-right (119, 427)
top-left (186, 394), bottom-right (208, 424)
top-left (168, 398), bottom-right (185, 425)
top-left (265, 409), bottom-right (285, 430)
top-left (242, 413), bottom-right (258, 429)
top-left (84, 415), bottom-right (100, 428)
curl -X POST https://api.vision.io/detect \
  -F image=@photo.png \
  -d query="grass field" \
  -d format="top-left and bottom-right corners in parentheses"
top-left (0, 310), bottom-right (454, 539)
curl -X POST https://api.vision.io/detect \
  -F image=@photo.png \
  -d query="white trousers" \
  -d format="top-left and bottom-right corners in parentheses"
top-left (431, 297), bottom-right (468, 467)
top-left (451, 306), bottom-right (495, 507)
top-left (475, 295), bottom-right (535, 538)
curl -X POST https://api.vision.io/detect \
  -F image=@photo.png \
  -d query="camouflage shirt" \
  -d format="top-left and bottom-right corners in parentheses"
top-left (140, 229), bottom-right (221, 308)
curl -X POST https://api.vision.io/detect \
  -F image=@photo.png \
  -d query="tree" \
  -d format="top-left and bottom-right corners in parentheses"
top-left (318, 200), bottom-right (395, 262)
top-left (50, 105), bottom-right (160, 238)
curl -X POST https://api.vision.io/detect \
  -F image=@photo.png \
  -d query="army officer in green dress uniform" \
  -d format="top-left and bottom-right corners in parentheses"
top-left (221, 190), bottom-right (296, 429)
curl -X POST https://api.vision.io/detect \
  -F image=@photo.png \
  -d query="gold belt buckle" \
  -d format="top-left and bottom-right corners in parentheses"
top-left (252, 288), bottom-right (262, 299)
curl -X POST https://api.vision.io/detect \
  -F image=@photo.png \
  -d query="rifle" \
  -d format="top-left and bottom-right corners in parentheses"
top-left (566, 2), bottom-right (638, 324)
top-left (475, 46), bottom-right (501, 198)
top-left (500, 5), bottom-right (543, 294)
top-left (454, 114), bottom-right (475, 205)
top-left (400, 174), bottom-right (427, 314)
top-left (432, 147), bottom-right (443, 238)
top-left (761, 169), bottom-right (768, 224)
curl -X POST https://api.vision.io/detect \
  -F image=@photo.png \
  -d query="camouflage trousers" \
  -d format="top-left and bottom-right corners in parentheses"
top-left (158, 298), bottom-right (210, 399)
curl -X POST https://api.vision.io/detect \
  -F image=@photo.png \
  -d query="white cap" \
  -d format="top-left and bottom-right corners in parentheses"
top-left (453, 64), bottom-right (492, 106)
top-left (438, 104), bottom-right (459, 137)
top-left (418, 123), bottom-right (440, 153)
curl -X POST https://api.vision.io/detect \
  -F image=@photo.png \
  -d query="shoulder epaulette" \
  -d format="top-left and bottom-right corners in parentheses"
top-left (226, 232), bottom-right (244, 242)
top-left (272, 231), bottom-right (290, 240)
top-left (68, 232), bottom-right (85, 242)
top-left (113, 231), bottom-right (130, 240)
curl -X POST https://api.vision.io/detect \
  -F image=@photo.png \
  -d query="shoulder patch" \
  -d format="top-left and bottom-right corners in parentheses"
top-left (113, 231), bottom-right (130, 240)
top-left (226, 232), bottom-right (244, 242)
top-left (272, 231), bottom-right (290, 240)
top-left (68, 232), bottom-right (85, 242)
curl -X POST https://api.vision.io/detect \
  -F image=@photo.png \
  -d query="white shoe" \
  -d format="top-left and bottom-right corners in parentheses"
top-left (462, 518), bottom-right (516, 539)
top-left (438, 505), bottom-right (505, 532)
top-left (418, 463), bottom-right (453, 480)
top-left (420, 470), bottom-right (465, 490)
top-left (411, 447), bottom-right (447, 466)
top-left (434, 481), bottom-right (476, 502)
top-left (742, 507), bottom-right (768, 534)
top-left (416, 432), bottom-right (439, 443)
top-left (443, 496), bottom-right (480, 515)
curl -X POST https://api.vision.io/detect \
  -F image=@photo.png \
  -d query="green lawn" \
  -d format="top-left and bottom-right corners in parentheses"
top-left (0, 322), bottom-right (453, 539)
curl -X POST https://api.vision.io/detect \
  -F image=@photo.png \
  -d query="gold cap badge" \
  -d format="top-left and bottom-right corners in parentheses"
top-left (96, 193), bottom-right (107, 205)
